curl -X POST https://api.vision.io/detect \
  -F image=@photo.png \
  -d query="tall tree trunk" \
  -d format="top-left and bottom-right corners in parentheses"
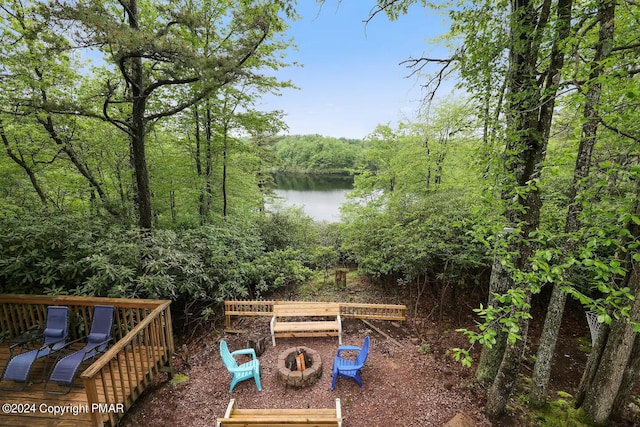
top-left (476, 231), bottom-right (514, 382)
top-left (194, 107), bottom-right (207, 225)
top-left (611, 333), bottom-right (640, 421)
top-left (530, 0), bottom-right (613, 407)
top-left (581, 272), bottom-right (640, 424)
top-left (486, 0), bottom-right (572, 416)
top-left (170, 189), bottom-right (176, 223)
top-left (222, 122), bottom-right (228, 217)
top-left (530, 284), bottom-right (568, 406)
top-left (126, 0), bottom-right (153, 230)
top-left (575, 323), bottom-right (610, 407)
top-left (478, 0), bottom-right (539, 394)
top-left (204, 102), bottom-right (214, 218)
top-left (130, 80), bottom-right (152, 230)
top-left (577, 189), bottom-right (640, 424)
top-left (486, 290), bottom-right (532, 417)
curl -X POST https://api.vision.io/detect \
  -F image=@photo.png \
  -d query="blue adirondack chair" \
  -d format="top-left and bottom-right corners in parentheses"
top-left (44, 305), bottom-right (115, 394)
top-left (0, 306), bottom-right (69, 391)
top-left (331, 335), bottom-right (370, 390)
top-left (220, 340), bottom-right (262, 392)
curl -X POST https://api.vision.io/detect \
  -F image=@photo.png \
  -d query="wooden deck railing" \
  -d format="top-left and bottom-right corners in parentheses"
top-left (0, 294), bottom-right (174, 427)
top-left (82, 301), bottom-right (173, 426)
top-left (224, 300), bottom-right (406, 328)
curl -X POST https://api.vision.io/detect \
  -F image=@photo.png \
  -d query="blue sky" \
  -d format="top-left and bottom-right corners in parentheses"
top-left (259, 2), bottom-right (452, 139)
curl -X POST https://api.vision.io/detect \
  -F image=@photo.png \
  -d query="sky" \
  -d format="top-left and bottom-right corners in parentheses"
top-left (258, 2), bottom-right (453, 139)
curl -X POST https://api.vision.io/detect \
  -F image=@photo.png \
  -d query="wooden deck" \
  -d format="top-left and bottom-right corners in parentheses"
top-left (0, 343), bottom-right (163, 426)
top-left (0, 295), bottom-right (174, 427)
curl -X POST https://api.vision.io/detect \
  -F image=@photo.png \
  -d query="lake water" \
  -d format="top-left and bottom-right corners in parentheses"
top-left (270, 174), bottom-right (353, 222)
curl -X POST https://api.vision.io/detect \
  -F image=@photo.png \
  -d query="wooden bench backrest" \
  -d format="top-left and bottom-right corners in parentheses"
top-left (273, 302), bottom-right (340, 317)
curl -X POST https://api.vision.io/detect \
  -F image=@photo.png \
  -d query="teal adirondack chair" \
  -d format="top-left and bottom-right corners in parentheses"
top-left (220, 340), bottom-right (262, 392)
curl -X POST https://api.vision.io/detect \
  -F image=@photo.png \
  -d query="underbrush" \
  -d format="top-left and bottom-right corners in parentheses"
top-left (526, 392), bottom-right (592, 427)
top-left (509, 377), bottom-right (593, 427)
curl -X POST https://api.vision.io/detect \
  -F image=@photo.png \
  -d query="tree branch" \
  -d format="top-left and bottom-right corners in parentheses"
top-left (101, 79), bottom-right (134, 137)
top-left (142, 76), bottom-right (199, 98)
top-left (103, 100), bottom-right (134, 138)
top-left (400, 55), bottom-right (456, 102)
top-left (117, 0), bottom-right (136, 27)
top-left (118, 55), bottom-right (138, 92)
top-left (600, 119), bottom-right (640, 144)
top-left (612, 41), bottom-right (640, 52)
top-left (363, 0), bottom-right (404, 25)
top-left (0, 119), bottom-right (49, 207)
top-left (145, 28), bottom-right (269, 123)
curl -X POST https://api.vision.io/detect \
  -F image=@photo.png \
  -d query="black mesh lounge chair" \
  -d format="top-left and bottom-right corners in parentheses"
top-left (0, 306), bottom-right (69, 391)
top-left (44, 305), bottom-right (114, 395)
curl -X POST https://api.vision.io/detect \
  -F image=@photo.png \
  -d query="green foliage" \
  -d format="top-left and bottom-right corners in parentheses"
top-left (526, 392), bottom-right (592, 427)
top-left (452, 347), bottom-right (473, 368)
top-left (309, 245), bottom-right (338, 270)
top-left (245, 248), bottom-right (313, 298)
top-left (0, 213), bottom-right (109, 293)
top-left (0, 211), bottom-right (313, 318)
top-left (255, 206), bottom-right (318, 253)
top-left (341, 102), bottom-right (489, 287)
top-left (170, 374), bottom-right (189, 386)
top-left (417, 341), bottom-right (432, 355)
top-left (342, 188), bottom-right (490, 283)
top-left (274, 134), bottom-right (363, 174)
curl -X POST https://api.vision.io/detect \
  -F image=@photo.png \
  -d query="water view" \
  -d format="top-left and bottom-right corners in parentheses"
top-left (270, 173), bottom-right (353, 222)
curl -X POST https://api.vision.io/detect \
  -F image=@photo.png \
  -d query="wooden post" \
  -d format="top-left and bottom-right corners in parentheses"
top-left (84, 377), bottom-right (103, 427)
top-left (335, 269), bottom-right (348, 289)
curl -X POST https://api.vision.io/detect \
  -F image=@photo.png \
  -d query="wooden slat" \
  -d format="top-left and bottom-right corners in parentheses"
top-left (219, 419), bottom-right (339, 424)
top-left (219, 423), bottom-right (338, 427)
top-left (274, 332), bottom-right (339, 339)
top-left (273, 303), bottom-right (340, 317)
top-left (273, 322), bottom-right (339, 332)
top-left (339, 302), bottom-right (406, 320)
top-left (233, 409), bottom-right (337, 415)
top-left (217, 398), bottom-right (341, 427)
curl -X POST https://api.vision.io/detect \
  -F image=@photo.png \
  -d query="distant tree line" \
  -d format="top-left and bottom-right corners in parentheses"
top-left (273, 134), bottom-right (363, 174)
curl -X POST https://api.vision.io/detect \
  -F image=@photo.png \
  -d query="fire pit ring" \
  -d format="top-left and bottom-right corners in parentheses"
top-left (277, 346), bottom-right (322, 388)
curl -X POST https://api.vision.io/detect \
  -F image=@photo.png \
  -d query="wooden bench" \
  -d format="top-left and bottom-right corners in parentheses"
top-left (270, 302), bottom-right (342, 346)
top-left (216, 398), bottom-right (342, 427)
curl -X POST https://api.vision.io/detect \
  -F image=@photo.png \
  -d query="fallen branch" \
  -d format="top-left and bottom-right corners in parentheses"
top-left (361, 319), bottom-right (405, 348)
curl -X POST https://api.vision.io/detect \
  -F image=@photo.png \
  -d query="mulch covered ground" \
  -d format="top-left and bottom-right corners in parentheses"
top-left (120, 316), bottom-right (492, 427)
top-left (119, 276), bottom-right (635, 426)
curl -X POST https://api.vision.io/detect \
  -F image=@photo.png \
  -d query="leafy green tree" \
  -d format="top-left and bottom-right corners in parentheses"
top-left (530, 0), bottom-right (617, 407)
top-left (45, 0), bottom-right (294, 229)
top-left (0, 1), bottom-right (126, 217)
top-left (342, 103), bottom-right (488, 315)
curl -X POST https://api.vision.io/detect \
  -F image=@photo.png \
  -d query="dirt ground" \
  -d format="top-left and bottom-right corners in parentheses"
top-left (118, 276), bottom-right (631, 427)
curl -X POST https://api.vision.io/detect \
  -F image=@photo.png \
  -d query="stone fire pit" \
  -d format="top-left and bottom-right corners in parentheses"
top-left (277, 346), bottom-right (322, 388)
